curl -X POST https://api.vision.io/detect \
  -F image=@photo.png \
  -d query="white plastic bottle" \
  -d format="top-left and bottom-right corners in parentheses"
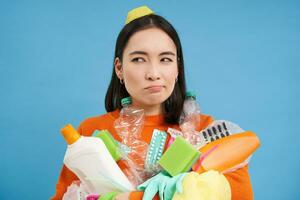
top-left (61, 124), bottom-right (134, 195)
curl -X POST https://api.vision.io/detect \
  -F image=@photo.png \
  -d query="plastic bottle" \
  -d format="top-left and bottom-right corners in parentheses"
top-left (114, 97), bottom-right (149, 187)
top-left (179, 91), bottom-right (201, 145)
top-left (61, 124), bottom-right (134, 195)
top-left (114, 97), bottom-right (145, 145)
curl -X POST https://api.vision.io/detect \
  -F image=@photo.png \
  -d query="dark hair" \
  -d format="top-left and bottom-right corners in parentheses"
top-left (105, 14), bottom-right (186, 124)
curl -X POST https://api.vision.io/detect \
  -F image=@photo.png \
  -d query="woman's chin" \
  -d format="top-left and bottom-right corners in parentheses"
top-left (143, 96), bottom-right (167, 106)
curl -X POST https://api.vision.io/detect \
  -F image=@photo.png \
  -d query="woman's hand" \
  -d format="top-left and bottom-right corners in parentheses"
top-left (115, 192), bottom-right (130, 200)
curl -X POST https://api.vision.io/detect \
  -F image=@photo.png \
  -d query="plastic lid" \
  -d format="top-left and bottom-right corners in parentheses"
top-left (61, 124), bottom-right (80, 145)
top-left (186, 91), bottom-right (196, 99)
top-left (121, 97), bottom-right (132, 106)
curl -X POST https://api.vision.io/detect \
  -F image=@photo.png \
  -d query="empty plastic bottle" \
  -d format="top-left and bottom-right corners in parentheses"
top-left (179, 91), bottom-right (201, 145)
top-left (114, 97), bottom-right (144, 145)
top-left (114, 97), bottom-right (149, 187)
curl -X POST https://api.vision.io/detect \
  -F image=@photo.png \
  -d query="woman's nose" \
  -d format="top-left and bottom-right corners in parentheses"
top-left (145, 64), bottom-right (161, 80)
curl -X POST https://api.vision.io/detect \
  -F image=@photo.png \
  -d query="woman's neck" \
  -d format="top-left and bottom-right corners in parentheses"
top-left (143, 105), bottom-right (162, 116)
top-left (132, 101), bottom-right (162, 116)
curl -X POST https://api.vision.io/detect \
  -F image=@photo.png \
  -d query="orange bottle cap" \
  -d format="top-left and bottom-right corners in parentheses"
top-left (61, 124), bottom-right (80, 145)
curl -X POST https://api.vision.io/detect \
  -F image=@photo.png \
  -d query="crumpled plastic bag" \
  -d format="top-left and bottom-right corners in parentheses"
top-left (62, 181), bottom-right (88, 200)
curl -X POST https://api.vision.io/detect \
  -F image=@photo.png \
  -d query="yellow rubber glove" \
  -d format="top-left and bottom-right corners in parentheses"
top-left (172, 171), bottom-right (231, 200)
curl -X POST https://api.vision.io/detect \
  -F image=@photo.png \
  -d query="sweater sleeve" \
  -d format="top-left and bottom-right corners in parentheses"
top-left (224, 165), bottom-right (254, 200)
top-left (128, 114), bottom-right (254, 200)
top-left (129, 191), bottom-right (160, 200)
top-left (197, 114), bottom-right (254, 200)
top-left (50, 165), bottom-right (78, 200)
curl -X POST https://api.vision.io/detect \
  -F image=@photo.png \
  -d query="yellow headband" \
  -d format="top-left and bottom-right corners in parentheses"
top-left (125, 6), bottom-right (154, 25)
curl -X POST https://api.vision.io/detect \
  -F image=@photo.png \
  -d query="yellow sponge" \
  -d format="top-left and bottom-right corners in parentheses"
top-left (172, 171), bottom-right (231, 200)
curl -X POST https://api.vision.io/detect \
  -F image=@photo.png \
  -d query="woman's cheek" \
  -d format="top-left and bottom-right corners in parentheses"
top-left (124, 70), bottom-right (141, 86)
top-left (164, 70), bottom-right (177, 87)
top-left (124, 74), bottom-right (145, 98)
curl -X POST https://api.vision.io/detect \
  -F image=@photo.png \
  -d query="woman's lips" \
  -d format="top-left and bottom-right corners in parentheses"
top-left (145, 85), bottom-right (163, 93)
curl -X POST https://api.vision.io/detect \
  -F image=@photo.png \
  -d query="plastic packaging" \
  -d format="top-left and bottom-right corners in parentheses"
top-left (61, 124), bottom-right (134, 195)
top-left (196, 120), bottom-right (242, 148)
top-left (193, 130), bottom-right (260, 174)
top-left (169, 120), bottom-right (241, 149)
top-left (114, 97), bottom-right (149, 187)
top-left (145, 129), bottom-right (167, 175)
top-left (191, 120), bottom-right (257, 173)
top-left (85, 194), bottom-right (100, 200)
top-left (168, 120), bottom-right (259, 174)
top-left (62, 181), bottom-right (88, 200)
top-left (179, 91), bottom-right (201, 145)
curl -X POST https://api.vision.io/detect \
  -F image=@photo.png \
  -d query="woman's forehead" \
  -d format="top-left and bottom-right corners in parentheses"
top-left (124, 27), bottom-right (177, 55)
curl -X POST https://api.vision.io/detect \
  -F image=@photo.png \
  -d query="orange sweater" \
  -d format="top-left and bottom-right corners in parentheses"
top-left (51, 110), bottom-right (253, 200)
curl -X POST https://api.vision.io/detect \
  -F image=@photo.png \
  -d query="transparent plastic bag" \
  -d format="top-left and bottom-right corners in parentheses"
top-left (62, 181), bottom-right (88, 200)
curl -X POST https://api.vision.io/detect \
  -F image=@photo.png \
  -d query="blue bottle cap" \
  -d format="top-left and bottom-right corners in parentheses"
top-left (186, 91), bottom-right (196, 99)
top-left (121, 97), bottom-right (132, 106)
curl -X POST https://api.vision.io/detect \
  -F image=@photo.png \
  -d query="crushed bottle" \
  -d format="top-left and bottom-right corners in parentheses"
top-left (179, 91), bottom-right (201, 145)
top-left (114, 97), bottom-right (149, 187)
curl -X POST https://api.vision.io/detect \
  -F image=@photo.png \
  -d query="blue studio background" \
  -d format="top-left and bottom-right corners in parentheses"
top-left (0, 0), bottom-right (299, 199)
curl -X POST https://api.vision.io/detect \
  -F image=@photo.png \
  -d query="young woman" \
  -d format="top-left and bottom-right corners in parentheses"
top-left (51, 6), bottom-right (253, 200)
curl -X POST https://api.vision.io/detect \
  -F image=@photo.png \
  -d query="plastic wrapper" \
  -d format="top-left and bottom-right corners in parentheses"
top-left (168, 120), bottom-right (253, 173)
top-left (62, 181), bottom-right (88, 200)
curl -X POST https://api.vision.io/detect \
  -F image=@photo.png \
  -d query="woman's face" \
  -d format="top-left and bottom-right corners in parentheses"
top-left (115, 27), bottom-right (178, 113)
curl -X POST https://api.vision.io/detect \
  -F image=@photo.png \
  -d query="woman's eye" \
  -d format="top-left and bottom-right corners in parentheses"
top-left (161, 58), bottom-right (173, 62)
top-left (131, 57), bottom-right (145, 62)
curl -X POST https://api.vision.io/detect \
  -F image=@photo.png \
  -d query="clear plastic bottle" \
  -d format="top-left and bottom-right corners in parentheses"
top-left (179, 91), bottom-right (201, 145)
top-left (114, 97), bottom-right (149, 187)
top-left (114, 97), bottom-right (144, 145)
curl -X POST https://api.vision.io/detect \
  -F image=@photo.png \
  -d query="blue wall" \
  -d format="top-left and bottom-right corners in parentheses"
top-left (0, 0), bottom-right (299, 199)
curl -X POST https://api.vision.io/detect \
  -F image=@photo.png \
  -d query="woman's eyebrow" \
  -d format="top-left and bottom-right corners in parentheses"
top-left (129, 51), bottom-right (176, 56)
top-left (159, 51), bottom-right (176, 56)
top-left (129, 51), bottom-right (147, 56)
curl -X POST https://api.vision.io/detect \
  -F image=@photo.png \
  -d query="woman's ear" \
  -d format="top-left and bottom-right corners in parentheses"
top-left (114, 57), bottom-right (123, 80)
